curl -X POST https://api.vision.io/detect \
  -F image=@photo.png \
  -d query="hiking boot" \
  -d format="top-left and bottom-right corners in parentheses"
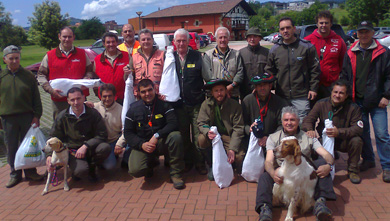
top-left (6, 177), bottom-right (21, 188)
top-left (145, 168), bottom-right (154, 178)
top-left (258, 204), bottom-right (272, 221)
top-left (195, 162), bottom-right (208, 175)
top-left (383, 170), bottom-right (390, 183)
top-left (348, 172), bottom-right (361, 184)
top-left (359, 160), bottom-right (376, 172)
top-left (171, 177), bottom-right (185, 190)
top-left (25, 172), bottom-right (44, 181)
top-left (72, 174), bottom-right (81, 181)
top-left (314, 197), bottom-right (332, 221)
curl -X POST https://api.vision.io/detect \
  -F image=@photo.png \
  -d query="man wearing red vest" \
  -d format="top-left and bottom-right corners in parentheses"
top-left (118, 24), bottom-right (140, 56)
top-left (37, 27), bottom-right (94, 119)
top-left (94, 32), bottom-right (130, 105)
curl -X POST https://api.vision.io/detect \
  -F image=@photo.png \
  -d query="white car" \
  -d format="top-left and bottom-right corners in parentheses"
top-left (378, 35), bottom-right (390, 47)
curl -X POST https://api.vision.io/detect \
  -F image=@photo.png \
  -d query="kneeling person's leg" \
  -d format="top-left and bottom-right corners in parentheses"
top-left (128, 149), bottom-right (153, 178)
top-left (162, 131), bottom-right (185, 178)
top-left (337, 137), bottom-right (363, 173)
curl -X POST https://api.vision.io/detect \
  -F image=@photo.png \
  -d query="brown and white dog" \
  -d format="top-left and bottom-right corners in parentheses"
top-left (273, 136), bottom-right (317, 221)
top-left (42, 137), bottom-right (69, 195)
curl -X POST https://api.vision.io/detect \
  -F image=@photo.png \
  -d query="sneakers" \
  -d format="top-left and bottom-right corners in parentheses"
top-left (171, 177), bottom-right (185, 190)
top-left (25, 172), bottom-right (44, 181)
top-left (314, 197), bottom-right (332, 221)
top-left (359, 160), bottom-right (376, 172)
top-left (258, 204), bottom-right (272, 221)
top-left (348, 172), bottom-right (361, 184)
top-left (383, 170), bottom-right (390, 183)
top-left (6, 177), bottom-right (22, 188)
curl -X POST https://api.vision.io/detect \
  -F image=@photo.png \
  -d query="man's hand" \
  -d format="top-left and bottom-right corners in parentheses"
top-left (379, 97), bottom-right (389, 108)
top-left (257, 136), bottom-right (268, 147)
top-left (46, 156), bottom-right (54, 172)
top-left (31, 117), bottom-right (40, 128)
top-left (308, 91), bottom-right (317, 100)
top-left (326, 127), bottom-right (339, 138)
top-left (249, 121), bottom-right (257, 132)
top-left (75, 145), bottom-right (88, 159)
top-left (316, 164), bottom-right (331, 178)
top-left (114, 145), bottom-right (124, 155)
top-left (123, 65), bottom-right (132, 80)
top-left (84, 101), bottom-right (94, 108)
top-left (208, 131), bottom-right (216, 140)
top-left (306, 130), bottom-right (317, 138)
top-left (272, 167), bottom-right (284, 184)
top-left (141, 142), bottom-right (156, 153)
top-left (52, 89), bottom-right (65, 99)
top-left (227, 150), bottom-right (235, 164)
top-left (149, 135), bottom-right (158, 145)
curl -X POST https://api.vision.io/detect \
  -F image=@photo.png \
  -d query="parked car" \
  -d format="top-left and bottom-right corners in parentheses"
top-left (347, 29), bottom-right (357, 39)
top-left (377, 35), bottom-right (390, 47)
top-left (153, 34), bottom-right (171, 51)
top-left (264, 32), bottom-right (278, 41)
top-left (295, 24), bottom-right (354, 45)
top-left (188, 32), bottom-right (201, 50)
top-left (167, 33), bottom-right (177, 51)
top-left (374, 27), bottom-right (390, 32)
top-left (202, 32), bottom-right (215, 42)
top-left (200, 35), bottom-right (211, 46)
top-left (199, 36), bottom-right (205, 48)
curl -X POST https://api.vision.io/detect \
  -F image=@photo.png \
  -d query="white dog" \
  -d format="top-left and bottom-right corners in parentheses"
top-left (273, 136), bottom-right (318, 221)
top-left (42, 137), bottom-right (69, 195)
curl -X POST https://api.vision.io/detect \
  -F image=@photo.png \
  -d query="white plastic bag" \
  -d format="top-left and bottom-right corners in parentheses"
top-left (49, 78), bottom-right (104, 96)
top-left (211, 126), bottom-right (234, 188)
top-left (159, 46), bottom-right (180, 102)
top-left (241, 132), bottom-right (265, 182)
top-left (322, 119), bottom-right (335, 180)
top-left (14, 125), bottom-right (46, 170)
top-left (121, 74), bottom-right (136, 128)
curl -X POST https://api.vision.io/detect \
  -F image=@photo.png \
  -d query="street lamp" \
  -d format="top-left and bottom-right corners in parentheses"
top-left (136, 11), bottom-right (143, 31)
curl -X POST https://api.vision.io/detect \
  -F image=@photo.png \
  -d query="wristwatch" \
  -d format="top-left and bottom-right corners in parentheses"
top-left (231, 82), bottom-right (237, 87)
top-left (327, 163), bottom-right (333, 171)
top-left (154, 133), bottom-right (160, 139)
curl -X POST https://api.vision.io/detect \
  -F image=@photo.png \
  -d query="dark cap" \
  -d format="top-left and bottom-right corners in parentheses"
top-left (3, 45), bottom-right (20, 57)
top-left (245, 27), bottom-right (262, 38)
top-left (250, 73), bottom-right (276, 85)
top-left (204, 79), bottom-right (231, 90)
top-left (357, 21), bottom-right (374, 31)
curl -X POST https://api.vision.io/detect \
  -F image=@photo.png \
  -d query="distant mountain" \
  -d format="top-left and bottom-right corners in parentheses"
top-left (260, 0), bottom-right (345, 3)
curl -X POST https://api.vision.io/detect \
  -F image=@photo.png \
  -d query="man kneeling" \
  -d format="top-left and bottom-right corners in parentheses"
top-left (124, 79), bottom-right (185, 189)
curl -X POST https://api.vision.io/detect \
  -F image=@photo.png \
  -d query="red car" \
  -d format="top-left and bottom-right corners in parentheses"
top-left (167, 32), bottom-right (200, 50)
top-left (200, 32), bottom-right (215, 42)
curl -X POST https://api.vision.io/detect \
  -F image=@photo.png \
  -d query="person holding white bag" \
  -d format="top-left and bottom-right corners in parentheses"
top-left (0, 45), bottom-right (44, 188)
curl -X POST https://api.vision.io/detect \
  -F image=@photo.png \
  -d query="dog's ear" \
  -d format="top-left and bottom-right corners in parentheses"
top-left (58, 139), bottom-right (63, 148)
top-left (293, 140), bottom-right (302, 166)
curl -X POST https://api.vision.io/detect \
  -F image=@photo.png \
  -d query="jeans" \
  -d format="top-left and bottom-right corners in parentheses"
top-left (289, 97), bottom-right (310, 123)
top-left (102, 142), bottom-right (117, 170)
top-left (357, 99), bottom-right (390, 170)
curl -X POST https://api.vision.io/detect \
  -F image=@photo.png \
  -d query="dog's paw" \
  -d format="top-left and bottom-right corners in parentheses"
top-left (41, 190), bottom-right (48, 196)
top-left (64, 185), bottom-right (70, 192)
top-left (285, 217), bottom-right (293, 221)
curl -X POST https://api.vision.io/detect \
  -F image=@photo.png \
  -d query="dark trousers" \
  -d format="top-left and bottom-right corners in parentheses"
top-left (335, 136), bottom-right (363, 173)
top-left (1, 113), bottom-right (37, 179)
top-left (69, 142), bottom-right (111, 177)
top-left (255, 157), bottom-right (336, 213)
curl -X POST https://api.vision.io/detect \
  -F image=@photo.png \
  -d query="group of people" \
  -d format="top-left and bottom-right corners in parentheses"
top-left (1, 9), bottom-right (390, 221)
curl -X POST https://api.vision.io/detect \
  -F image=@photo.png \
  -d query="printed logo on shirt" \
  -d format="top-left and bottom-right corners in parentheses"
top-left (357, 120), bottom-right (364, 128)
top-left (155, 114), bottom-right (163, 119)
top-left (116, 63), bottom-right (125, 66)
top-left (331, 39), bottom-right (339, 43)
top-left (187, 64), bottom-right (195, 68)
top-left (296, 57), bottom-right (303, 61)
top-left (330, 48), bottom-right (338, 53)
top-left (71, 59), bottom-right (80, 62)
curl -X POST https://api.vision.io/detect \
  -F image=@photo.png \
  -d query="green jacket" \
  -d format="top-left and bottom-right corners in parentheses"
top-left (197, 96), bottom-right (244, 152)
top-left (0, 66), bottom-right (42, 118)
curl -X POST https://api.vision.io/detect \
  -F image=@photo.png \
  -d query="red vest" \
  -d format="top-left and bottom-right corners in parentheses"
top-left (94, 51), bottom-right (129, 100)
top-left (47, 47), bottom-right (89, 102)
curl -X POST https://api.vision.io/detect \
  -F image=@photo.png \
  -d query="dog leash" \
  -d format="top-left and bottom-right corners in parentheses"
top-left (301, 153), bottom-right (318, 170)
top-left (50, 168), bottom-right (61, 187)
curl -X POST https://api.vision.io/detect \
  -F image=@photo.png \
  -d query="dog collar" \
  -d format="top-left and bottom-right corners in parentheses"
top-left (55, 146), bottom-right (67, 153)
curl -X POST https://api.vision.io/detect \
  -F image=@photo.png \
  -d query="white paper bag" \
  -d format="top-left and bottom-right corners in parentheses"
top-left (241, 132), bottom-right (265, 182)
top-left (14, 125), bottom-right (46, 170)
top-left (210, 126), bottom-right (234, 188)
top-left (121, 74), bottom-right (136, 128)
top-left (49, 78), bottom-right (104, 96)
top-left (322, 119), bottom-right (335, 180)
top-left (159, 46), bottom-right (180, 102)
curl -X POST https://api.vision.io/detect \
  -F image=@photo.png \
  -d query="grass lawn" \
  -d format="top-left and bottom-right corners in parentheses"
top-left (1, 39), bottom-right (95, 70)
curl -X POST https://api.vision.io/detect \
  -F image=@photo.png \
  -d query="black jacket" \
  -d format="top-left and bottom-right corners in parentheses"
top-left (124, 98), bottom-right (178, 150)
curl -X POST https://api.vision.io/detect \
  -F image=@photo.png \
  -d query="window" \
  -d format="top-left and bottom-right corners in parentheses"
top-left (155, 19), bottom-right (158, 25)
top-left (195, 20), bottom-right (199, 26)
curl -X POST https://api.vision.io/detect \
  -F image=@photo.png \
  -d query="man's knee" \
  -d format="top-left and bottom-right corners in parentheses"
top-left (128, 165), bottom-right (149, 178)
top-left (198, 134), bottom-right (211, 149)
top-left (73, 165), bottom-right (89, 177)
top-left (95, 143), bottom-right (111, 162)
top-left (349, 136), bottom-right (363, 150)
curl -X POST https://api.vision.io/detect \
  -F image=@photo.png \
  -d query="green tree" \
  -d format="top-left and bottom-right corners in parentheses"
top-left (0, 2), bottom-right (29, 48)
top-left (75, 17), bottom-right (105, 40)
top-left (346, 0), bottom-right (390, 26)
top-left (28, 0), bottom-right (69, 50)
top-left (340, 15), bottom-right (350, 26)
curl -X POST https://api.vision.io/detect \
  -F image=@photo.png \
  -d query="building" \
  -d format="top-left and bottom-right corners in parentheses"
top-left (141, 0), bottom-right (256, 40)
top-left (103, 20), bottom-right (123, 32)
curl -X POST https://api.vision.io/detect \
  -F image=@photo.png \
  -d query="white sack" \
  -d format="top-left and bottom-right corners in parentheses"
top-left (159, 46), bottom-right (180, 102)
top-left (211, 126), bottom-right (234, 188)
top-left (14, 125), bottom-right (46, 170)
top-left (121, 74), bottom-right (136, 128)
top-left (241, 132), bottom-right (265, 182)
top-left (49, 78), bottom-right (104, 96)
top-left (322, 119), bottom-right (335, 180)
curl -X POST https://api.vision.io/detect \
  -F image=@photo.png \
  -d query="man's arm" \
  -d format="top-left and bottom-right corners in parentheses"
top-left (301, 101), bottom-right (321, 137)
top-left (31, 74), bottom-right (43, 119)
top-left (307, 45), bottom-right (321, 94)
top-left (202, 53), bottom-right (212, 81)
top-left (229, 103), bottom-right (245, 152)
top-left (337, 105), bottom-right (363, 139)
top-left (338, 39), bottom-right (347, 71)
top-left (123, 107), bottom-right (147, 150)
top-left (381, 49), bottom-right (390, 103)
top-left (232, 53), bottom-right (244, 84)
top-left (84, 53), bottom-right (95, 79)
top-left (197, 101), bottom-right (211, 137)
top-left (36, 55), bottom-right (53, 93)
top-left (84, 111), bottom-right (108, 150)
top-left (264, 48), bottom-right (277, 76)
top-left (315, 146), bottom-right (334, 178)
top-left (156, 103), bottom-right (178, 139)
top-left (241, 98), bottom-right (252, 136)
top-left (264, 136), bottom-right (283, 184)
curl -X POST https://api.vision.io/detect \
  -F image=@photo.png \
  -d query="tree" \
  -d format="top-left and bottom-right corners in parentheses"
top-left (75, 17), bottom-right (105, 40)
top-left (346, 0), bottom-right (390, 26)
top-left (0, 1), bottom-right (29, 48)
top-left (28, 0), bottom-right (69, 50)
top-left (340, 16), bottom-right (350, 26)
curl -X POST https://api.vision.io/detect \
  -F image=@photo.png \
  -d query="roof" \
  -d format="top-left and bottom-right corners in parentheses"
top-left (143, 0), bottom-right (256, 19)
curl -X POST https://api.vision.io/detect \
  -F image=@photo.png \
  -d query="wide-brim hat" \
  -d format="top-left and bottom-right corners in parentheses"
top-left (245, 27), bottom-right (262, 38)
top-left (357, 21), bottom-right (374, 31)
top-left (250, 73), bottom-right (276, 85)
top-left (204, 79), bottom-right (231, 90)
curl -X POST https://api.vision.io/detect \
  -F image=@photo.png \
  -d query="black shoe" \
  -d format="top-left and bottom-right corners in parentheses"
top-left (6, 177), bottom-right (22, 188)
top-left (25, 172), bottom-right (44, 181)
top-left (171, 177), bottom-right (185, 190)
top-left (314, 197), bottom-right (332, 221)
top-left (145, 168), bottom-right (154, 178)
top-left (383, 170), bottom-right (390, 183)
top-left (359, 160), bottom-right (376, 172)
top-left (258, 204), bottom-right (272, 221)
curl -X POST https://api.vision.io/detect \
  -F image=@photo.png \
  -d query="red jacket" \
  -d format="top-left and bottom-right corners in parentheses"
top-left (47, 47), bottom-right (90, 102)
top-left (94, 51), bottom-right (129, 100)
top-left (305, 30), bottom-right (347, 87)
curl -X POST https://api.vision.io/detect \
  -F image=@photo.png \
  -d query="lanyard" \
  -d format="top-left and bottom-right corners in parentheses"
top-left (255, 93), bottom-right (271, 122)
top-left (148, 101), bottom-right (156, 127)
top-left (214, 48), bottom-right (233, 81)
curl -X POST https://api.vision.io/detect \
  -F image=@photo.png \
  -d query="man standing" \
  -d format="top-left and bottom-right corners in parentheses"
top-left (305, 11), bottom-right (347, 101)
top-left (197, 79), bottom-right (245, 180)
top-left (37, 27), bottom-right (93, 119)
top-left (94, 32), bottom-right (130, 105)
top-left (203, 27), bottom-right (244, 100)
top-left (239, 27), bottom-right (269, 99)
top-left (0, 45), bottom-right (43, 188)
top-left (118, 24), bottom-right (140, 56)
top-left (341, 21), bottom-right (390, 182)
top-left (124, 79), bottom-right (185, 189)
top-left (256, 106), bottom-right (336, 221)
top-left (302, 80), bottom-right (363, 184)
top-left (241, 74), bottom-right (289, 147)
top-left (172, 28), bottom-right (209, 174)
top-left (48, 87), bottom-right (111, 182)
top-left (265, 17), bottom-right (320, 122)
